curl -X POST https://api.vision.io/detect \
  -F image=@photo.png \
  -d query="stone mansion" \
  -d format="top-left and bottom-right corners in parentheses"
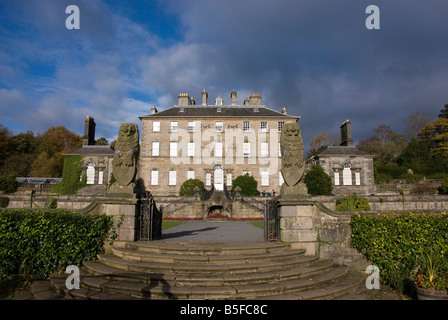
top-left (138, 90), bottom-right (299, 196)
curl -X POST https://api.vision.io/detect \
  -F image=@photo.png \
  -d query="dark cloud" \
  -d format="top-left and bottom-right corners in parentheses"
top-left (1, 0), bottom-right (447, 149)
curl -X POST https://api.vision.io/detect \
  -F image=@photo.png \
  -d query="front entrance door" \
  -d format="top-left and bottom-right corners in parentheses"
top-left (214, 165), bottom-right (224, 191)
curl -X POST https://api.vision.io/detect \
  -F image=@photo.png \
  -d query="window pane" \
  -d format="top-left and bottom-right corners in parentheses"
top-left (152, 141), bottom-right (159, 156)
top-left (153, 121), bottom-right (160, 132)
top-left (243, 121), bottom-right (250, 132)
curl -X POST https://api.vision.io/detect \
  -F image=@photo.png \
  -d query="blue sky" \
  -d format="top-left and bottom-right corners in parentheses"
top-left (1, 0), bottom-right (448, 148)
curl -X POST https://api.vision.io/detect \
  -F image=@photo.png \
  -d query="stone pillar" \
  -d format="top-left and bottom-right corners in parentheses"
top-left (278, 199), bottom-right (319, 255)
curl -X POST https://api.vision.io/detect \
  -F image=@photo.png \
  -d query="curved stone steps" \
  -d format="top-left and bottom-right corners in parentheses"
top-left (32, 241), bottom-right (367, 300)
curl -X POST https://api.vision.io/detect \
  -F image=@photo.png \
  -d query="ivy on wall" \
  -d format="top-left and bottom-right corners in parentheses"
top-left (51, 155), bottom-right (86, 194)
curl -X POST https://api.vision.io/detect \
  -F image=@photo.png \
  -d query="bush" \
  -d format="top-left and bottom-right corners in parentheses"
top-left (52, 155), bottom-right (86, 194)
top-left (232, 174), bottom-right (258, 196)
top-left (303, 164), bottom-right (332, 196)
top-left (0, 196), bottom-right (9, 208)
top-left (0, 209), bottom-right (113, 279)
top-left (336, 193), bottom-right (371, 211)
top-left (0, 175), bottom-right (19, 194)
top-left (350, 213), bottom-right (448, 292)
top-left (179, 179), bottom-right (205, 196)
top-left (439, 177), bottom-right (448, 194)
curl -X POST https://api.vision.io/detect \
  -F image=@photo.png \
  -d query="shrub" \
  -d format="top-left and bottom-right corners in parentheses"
top-left (350, 213), bottom-right (448, 292)
top-left (336, 193), bottom-right (371, 211)
top-left (179, 179), bottom-right (205, 196)
top-left (303, 164), bottom-right (332, 196)
top-left (0, 209), bottom-right (113, 279)
top-left (232, 174), bottom-right (258, 196)
top-left (0, 175), bottom-right (20, 194)
top-left (0, 196), bottom-right (9, 208)
top-left (439, 177), bottom-right (448, 194)
top-left (52, 155), bottom-right (86, 194)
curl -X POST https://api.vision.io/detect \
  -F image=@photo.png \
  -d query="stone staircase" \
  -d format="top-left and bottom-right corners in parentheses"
top-left (32, 241), bottom-right (369, 300)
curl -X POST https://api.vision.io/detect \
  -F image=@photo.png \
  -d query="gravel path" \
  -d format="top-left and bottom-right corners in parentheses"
top-left (161, 221), bottom-right (264, 242)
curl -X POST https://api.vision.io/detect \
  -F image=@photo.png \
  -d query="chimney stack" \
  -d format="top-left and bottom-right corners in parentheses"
top-left (340, 119), bottom-right (353, 146)
top-left (231, 89), bottom-right (237, 105)
top-left (151, 105), bottom-right (158, 115)
top-left (202, 89), bottom-right (208, 105)
top-left (178, 93), bottom-right (189, 106)
top-left (83, 116), bottom-right (96, 146)
top-left (243, 97), bottom-right (250, 106)
top-left (250, 93), bottom-right (261, 106)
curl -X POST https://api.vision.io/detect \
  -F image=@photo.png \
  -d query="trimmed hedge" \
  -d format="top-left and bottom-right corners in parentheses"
top-left (0, 209), bottom-right (113, 279)
top-left (350, 213), bottom-right (448, 291)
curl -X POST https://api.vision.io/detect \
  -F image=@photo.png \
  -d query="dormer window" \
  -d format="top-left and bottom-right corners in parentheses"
top-left (180, 107), bottom-right (184, 112)
top-left (217, 107), bottom-right (221, 112)
top-left (254, 108), bottom-right (259, 112)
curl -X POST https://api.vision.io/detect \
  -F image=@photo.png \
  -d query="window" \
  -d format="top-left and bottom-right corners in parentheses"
top-left (260, 121), bottom-right (267, 132)
top-left (260, 142), bottom-right (269, 157)
top-left (342, 163), bottom-right (352, 186)
top-left (355, 171), bottom-right (361, 186)
top-left (188, 121), bottom-right (195, 132)
top-left (205, 173), bottom-right (212, 186)
top-left (278, 143), bottom-right (282, 157)
top-left (243, 142), bottom-right (251, 157)
top-left (170, 142), bottom-right (178, 157)
top-left (215, 121), bottom-right (223, 132)
top-left (187, 170), bottom-right (195, 180)
top-left (334, 171), bottom-right (340, 186)
top-left (152, 141), bottom-right (160, 156)
top-left (169, 170), bottom-right (177, 185)
top-left (170, 121), bottom-right (178, 132)
top-left (98, 170), bottom-right (104, 185)
top-left (187, 142), bottom-right (195, 157)
top-left (243, 170), bottom-right (251, 176)
top-left (243, 121), bottom-right (250, 132)
top-left (215, 142), bottom-right (223, 157)
top-left (151, 170), bottom-right (159, 185)
top-left (86, 162), bottom-right (95, 185)
top-left (261, 170), bottom-right (269, 186)
top-left (153, 121), bottom-right (160, 132)
top-left (226, 173), bottom-right (232, 186)
top-left (278, 121), bottom-right (285, 132)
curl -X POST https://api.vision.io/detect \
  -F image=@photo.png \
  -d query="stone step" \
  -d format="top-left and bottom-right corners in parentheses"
top-left (31, 241), bottom-right (367, 300)
top-left (97, 253), bottom-right (318, 275)
top-left (82, 258), bottom-right (334, 287)
top-left (120, 241), bottom-right (291, 256)
top-left (49, 265), bottom-right (359, 300)
top-left (110, 246), bottom-right (305, 265)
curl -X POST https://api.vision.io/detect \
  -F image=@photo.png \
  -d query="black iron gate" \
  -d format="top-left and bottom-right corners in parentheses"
top-left (139, 191), bottom-right (162, 241)
top-left (264, 200), bottom-right (280, 241)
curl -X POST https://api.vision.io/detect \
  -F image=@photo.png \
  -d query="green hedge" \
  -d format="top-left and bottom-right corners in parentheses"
top-left (0, 209), bottom-right (113, 279)
top-left (350, 213), bottom-right (448, 291)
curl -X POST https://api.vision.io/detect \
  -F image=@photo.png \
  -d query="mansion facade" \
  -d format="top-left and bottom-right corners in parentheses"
top-left (138, 90), bottom-right (300, 196)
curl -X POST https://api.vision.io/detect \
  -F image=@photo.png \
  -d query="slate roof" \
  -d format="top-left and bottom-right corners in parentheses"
top-left (68, 145), bottom-right (114, 156)
top-left (139, 106), bottom-right (299, 119)
top-left (316, 145), bottom-right (372, 157)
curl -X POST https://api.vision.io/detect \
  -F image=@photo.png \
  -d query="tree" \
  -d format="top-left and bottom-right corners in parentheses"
top-left (438, 104), bottom-right (448, 119)
top-left (303, 164), bottom-right (332, 196)
top-left (417, 118), bottom-right (448, 164)
top-left (96, 137), bottom-right (109, 145)
top-left (30, 126), bottom-right (82, 177)
top-left (357, 125), bottom-right (406, 163)
top-left (179, 179), bottom-right (205, 196)
top-left (403, 112), bottom-right (430, 141)
top-left (232, 174), bottom-right (258, 196)
top-left (308, 132), bottom-right (328, 158)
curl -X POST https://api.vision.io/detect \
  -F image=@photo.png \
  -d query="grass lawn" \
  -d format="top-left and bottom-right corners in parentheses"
top-left (247, 221), bottom-right (264, 229)
top-left (162, 220), bottom-right (186, 230)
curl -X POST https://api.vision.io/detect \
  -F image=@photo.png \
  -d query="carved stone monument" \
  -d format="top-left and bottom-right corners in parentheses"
top-left (279, 122), bottom-right (308, 198)
top-left (109, 123), bottom-right (139, 195)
